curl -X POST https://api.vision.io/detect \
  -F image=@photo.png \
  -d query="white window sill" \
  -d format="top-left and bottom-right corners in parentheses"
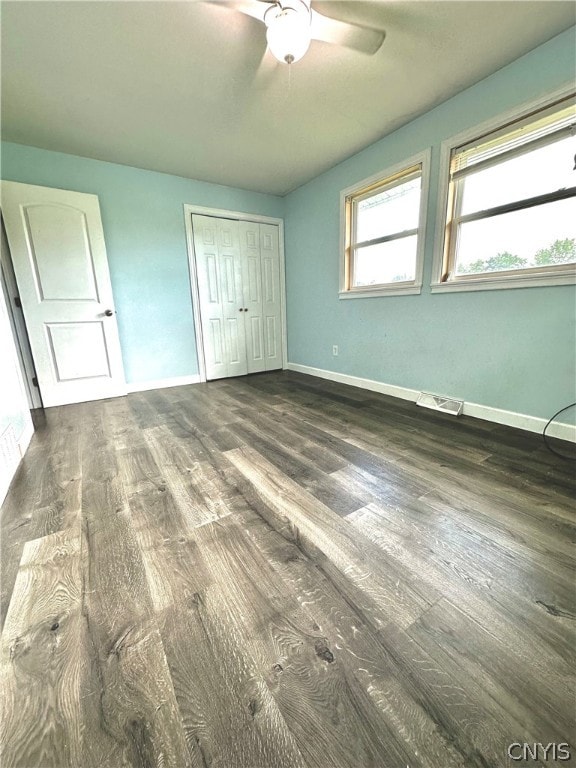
top-left (339, 284), bottom-right (422, 299)
top-left (431, 271), bottom-right (576, 293)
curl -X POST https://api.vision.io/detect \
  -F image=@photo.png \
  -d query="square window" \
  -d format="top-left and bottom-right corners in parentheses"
top-left (433, 93), bottom-right (576, 291)
top-left (340, 151), bottom-right (430, 297)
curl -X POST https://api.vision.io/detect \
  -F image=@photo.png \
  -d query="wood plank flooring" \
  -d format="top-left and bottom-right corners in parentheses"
top-left (1, 370), bottom-right (574, 768)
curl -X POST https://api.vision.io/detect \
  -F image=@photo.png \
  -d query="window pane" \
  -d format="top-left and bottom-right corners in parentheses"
top-left (460, 135), bottom-right (576, 215)
top-left (356, 177), bottom-right (421, 243)
top-left (353, 235), bottom-right (417, 286)
top-left (454, 198), bottom-right (576, 276)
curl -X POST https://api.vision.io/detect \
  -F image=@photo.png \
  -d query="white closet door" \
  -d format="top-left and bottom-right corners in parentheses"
top-left (1, 181), bottom-right (126, 407)
top-left (260, 223), bottom-right (283, 371)
top-left (192, 214), bottom-right (247, 380)
top-left (239, 221), bottom-right (265, 374)
top-left (192, 214), bottom-right (283, 381)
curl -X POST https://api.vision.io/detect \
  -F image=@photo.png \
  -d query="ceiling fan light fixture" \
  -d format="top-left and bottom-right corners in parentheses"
top-left (265, 3), bottom-right (311, 64)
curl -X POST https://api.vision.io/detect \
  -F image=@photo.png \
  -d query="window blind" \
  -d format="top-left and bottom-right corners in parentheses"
top-left (348, 165), bottom-right (421, 205)
top-left (450, 95), bottom-right (576, 180)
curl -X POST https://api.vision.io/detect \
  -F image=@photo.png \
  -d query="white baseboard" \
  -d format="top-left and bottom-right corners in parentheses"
top-left (0, 418), bottom-right (35, 509)
top-left (461, 401), bottom-right (575, 442)
top-left (286, 363), bottom-right (576, 443)
top-left (126, 374), bottom-right (201, 393)
top-left (18, 420), bottom-right (34, 458)
top-left (287, 362), bottom-right (421, 402)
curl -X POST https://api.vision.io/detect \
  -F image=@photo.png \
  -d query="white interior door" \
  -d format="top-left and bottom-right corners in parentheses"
top-left (193, 214), bottom-right (247, 380)
top-left (1, 181), bottom-right (126, 407)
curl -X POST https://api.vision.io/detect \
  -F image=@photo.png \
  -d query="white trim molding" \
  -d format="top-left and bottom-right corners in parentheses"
top-left (430, 272), bottom-right (576, 293)
top-left (462, 401), bottom-right (575, 442)
top-left (18, 420), bottom-right (34, 458)
top-left (339, 285), bottom-right (423, 299)
top-left (288, 362), bottom-right (420, 402)
top-left (126, 374), bottom-right (201, 393)
top-left (183, 204), bottom-right (288, 383)
top-left (287, 362), bottom-right (576, 443)
top-left (0, 420), bottom-right (35, 509)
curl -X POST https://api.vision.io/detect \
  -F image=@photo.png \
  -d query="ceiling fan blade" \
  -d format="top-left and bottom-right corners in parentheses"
top-left (310, 9), bottom-right (385, 54)
top-left (215, 0), bottom-right (269, 23)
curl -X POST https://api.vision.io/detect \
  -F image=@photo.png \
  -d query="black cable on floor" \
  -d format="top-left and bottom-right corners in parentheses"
top-left (543, 402), bottom-right (576, 460)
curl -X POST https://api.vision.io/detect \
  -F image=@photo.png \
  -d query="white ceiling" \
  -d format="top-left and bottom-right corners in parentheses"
top-left (1, 1), bottom-right (575, 196)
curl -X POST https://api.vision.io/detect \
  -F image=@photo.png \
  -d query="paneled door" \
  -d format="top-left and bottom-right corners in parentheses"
top-left (192, 214), bottom-right (283, 381)
top-left (193, 214), bottom-right (248, 380)
top-left (1, 181), bottom-right (126, 407)
top-left (239, 221), bottom-right (283, 374)
top-left (258, 222), bottom-right (283, 372)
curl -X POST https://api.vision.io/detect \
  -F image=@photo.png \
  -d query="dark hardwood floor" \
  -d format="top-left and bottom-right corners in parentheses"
top-left (1, 370), bottom-right (574, 768)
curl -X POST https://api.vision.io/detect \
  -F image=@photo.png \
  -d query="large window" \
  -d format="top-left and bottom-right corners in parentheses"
top-left (340, 150), bottom-right (430, 297)
top-left (433, 92), bottom-right (576, 291)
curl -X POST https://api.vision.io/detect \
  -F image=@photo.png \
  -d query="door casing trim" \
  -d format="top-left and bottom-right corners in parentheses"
top-left (183, 204), bottom-right (288, 383)
top-left (0, 213), bottom-right (42, 408)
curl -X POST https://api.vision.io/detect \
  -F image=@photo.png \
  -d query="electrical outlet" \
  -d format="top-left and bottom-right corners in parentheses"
top-left (332, 345), bottom-right (339, 356)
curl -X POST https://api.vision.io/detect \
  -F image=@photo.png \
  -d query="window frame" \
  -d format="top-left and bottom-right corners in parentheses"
top-left (431, 85), bottom-right (576, 293)
top-left (339, 149), bottom-right (431, 299)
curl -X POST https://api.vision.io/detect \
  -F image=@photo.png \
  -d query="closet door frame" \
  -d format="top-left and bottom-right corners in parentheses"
top-left (184, 204), bottom-right (287, 383)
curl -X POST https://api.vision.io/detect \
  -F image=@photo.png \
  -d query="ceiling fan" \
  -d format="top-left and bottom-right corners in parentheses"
top-left (217, 0), bottom-right (386, 65)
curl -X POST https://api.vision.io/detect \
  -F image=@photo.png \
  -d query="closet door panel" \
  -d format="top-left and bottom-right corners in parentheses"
top-left (193, 215), bottom-right (228, 380)
top-left (260, 224), bottom-right (282, 371)
top-left (193, 214), bottom-right (247, 379)
top-left (218, 220), bottom-right (247, 378)
top-left (240, 221), bottom-right (265, 374)
top-left (193, 215), bottom-right (283, 380)
top-left (265, 315), bottom-right (278, 361)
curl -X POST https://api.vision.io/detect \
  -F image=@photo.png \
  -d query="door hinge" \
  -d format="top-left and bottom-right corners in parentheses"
top-left (32, 377), bottom-right (39, 388)
top-left (14, 296), bottom-right (22, 308)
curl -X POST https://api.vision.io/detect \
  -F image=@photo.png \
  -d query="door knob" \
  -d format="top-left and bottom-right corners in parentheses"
top-left (104, 309), bottom-right (114, 317)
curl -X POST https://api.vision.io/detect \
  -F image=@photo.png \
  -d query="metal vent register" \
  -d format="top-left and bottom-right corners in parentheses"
top-left (416, 392), bottom-right (464, 416)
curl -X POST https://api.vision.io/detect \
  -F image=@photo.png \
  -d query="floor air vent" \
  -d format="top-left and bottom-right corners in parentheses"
top-left (416, 392), bottom-right (463, 416)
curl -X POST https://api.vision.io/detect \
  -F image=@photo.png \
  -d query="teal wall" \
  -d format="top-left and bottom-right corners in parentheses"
top-left (0, 145), bottom-right (283, 384)
top-left (284, 27), bottom-right (576, 423)
top-left (1, 27), bottom-right (575, 424)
